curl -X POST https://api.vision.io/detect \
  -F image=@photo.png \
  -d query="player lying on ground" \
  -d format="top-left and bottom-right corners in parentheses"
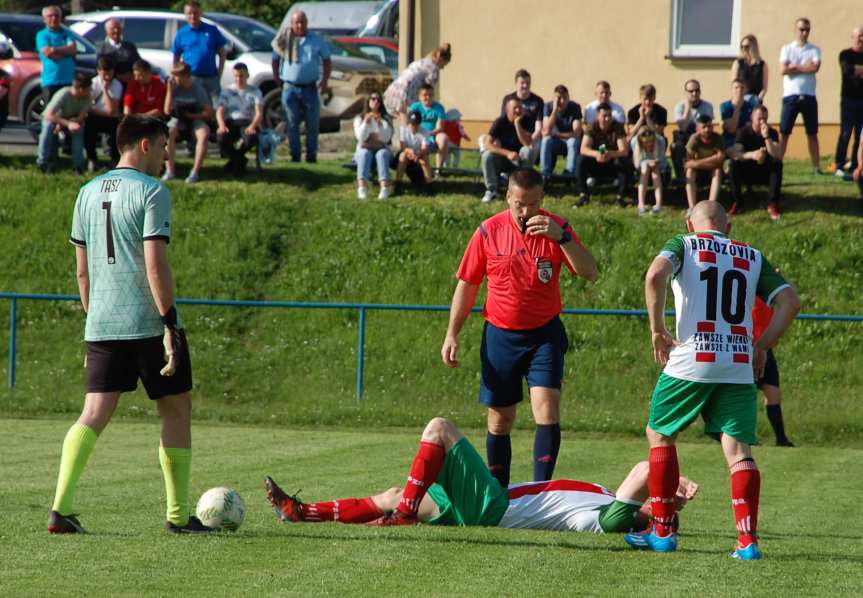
top-left (265, 417), bottom-right (698, 532)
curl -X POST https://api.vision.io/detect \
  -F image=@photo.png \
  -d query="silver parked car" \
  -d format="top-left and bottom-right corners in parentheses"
top-left (67, 9), bottom-right (392, 132)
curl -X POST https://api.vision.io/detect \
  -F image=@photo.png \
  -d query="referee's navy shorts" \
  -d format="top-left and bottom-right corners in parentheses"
top-left (479, 316), bottom-right (568, 407)
top-left (756, 348), bottom-right (780, 389)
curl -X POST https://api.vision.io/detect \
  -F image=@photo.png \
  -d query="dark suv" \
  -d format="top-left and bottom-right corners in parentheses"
top-left (0, 14), bottom-right (97, 138)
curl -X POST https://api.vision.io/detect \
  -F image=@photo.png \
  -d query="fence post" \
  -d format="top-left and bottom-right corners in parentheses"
top-left (8, 298), bottom-right (17, 388)
top-left (356, 306), bottom-right (366, 400)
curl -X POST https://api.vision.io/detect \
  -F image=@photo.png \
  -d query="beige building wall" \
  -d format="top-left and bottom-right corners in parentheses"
top-left (400, 0), bottom-right (859, 161)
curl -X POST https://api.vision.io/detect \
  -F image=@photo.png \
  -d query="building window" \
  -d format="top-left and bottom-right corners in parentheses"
top-left (671, 0), bottom-right (740, 58)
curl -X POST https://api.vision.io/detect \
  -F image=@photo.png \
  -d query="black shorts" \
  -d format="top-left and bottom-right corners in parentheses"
top-left (756, 348), bottom-right (779, 389)
top-left (780, 95), bottom-right (818, 135)
top-left (85, 330), bottom-right (193, 400)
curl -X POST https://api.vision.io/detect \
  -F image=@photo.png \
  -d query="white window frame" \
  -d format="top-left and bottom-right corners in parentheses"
top-left (671, 0), bottom-right (741, 58)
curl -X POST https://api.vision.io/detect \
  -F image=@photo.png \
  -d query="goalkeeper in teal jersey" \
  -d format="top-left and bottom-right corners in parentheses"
top-left (48, 115), bottom-right (214, 534)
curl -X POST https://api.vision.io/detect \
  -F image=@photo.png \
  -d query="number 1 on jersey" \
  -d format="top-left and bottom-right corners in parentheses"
top-left (102, 201), bottom-right (115, 264)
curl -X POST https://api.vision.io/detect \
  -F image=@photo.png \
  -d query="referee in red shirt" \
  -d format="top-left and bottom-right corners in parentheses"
top-left (442, 168), bottom-right (598, 486)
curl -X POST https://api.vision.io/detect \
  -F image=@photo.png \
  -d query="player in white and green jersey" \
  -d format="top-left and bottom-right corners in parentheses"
top-left (624, 201), bottom-right (800, 560)
top-left (48, 115), bottom-right (214, 535)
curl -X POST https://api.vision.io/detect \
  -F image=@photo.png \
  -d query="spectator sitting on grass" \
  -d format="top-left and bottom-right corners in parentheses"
top-left (721, 79), bottom-right (759, 148)
top-left (728, 105), bottom-right (783, 220)
top-left (540, 84), bottom-right (583, 184)
top-left (626, 83), bottom-right (668, 141)
top-left (500, 69), bottom-right (544, 164)
top-left (36, 71), bottom-right (91, 175)
top-left (216, 62), bottom-right (263, 177)
top-left (630, 126), bottom-right (667, 215)
top-left (408, 83), bottom-right (449, 171)
top-left (671, 79), bottom-right (714, 185)
top-left (574, 102), bottom-right (631, 208)
top-left (684, 114), bottom-right (725, 214)
top-left (396, 110), bottom-right (432, 187)
top-left (123, 60), bottom-right (166, 118)
top-left (480, 97), bottom-right (533, 203)
top-left (84, 56), bottom-right (122, 172)
top-left (584, 80), bottom-right (626, 125)
top-left (162, 62), bottom-right (213, 184)
top-left (353, 92), bottom-right (394, 200)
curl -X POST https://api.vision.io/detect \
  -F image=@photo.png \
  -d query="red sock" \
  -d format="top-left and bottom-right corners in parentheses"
top-left (303, 497), bottom-right (383, 524)
top-left (648, 446), bottom-right (679, 536)
top-left (397, 441), bottom-right (446, 515)
top-left (730, 459), bottom-right (760, 546)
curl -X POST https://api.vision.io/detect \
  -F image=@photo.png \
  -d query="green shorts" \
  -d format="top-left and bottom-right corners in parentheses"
top-left (648, 373), bottom-right (758, 445)
top-left (597, 499), bottom-right (642, 533)
top-left (426, 437), bottom-right (510, 527)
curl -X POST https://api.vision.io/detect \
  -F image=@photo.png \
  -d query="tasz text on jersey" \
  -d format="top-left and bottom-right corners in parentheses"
top-left (100, 179), bottom-right (121, 194)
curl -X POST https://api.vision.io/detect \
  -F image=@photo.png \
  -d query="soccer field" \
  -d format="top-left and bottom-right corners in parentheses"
top-left (2, 419), bottom-right (861, 597)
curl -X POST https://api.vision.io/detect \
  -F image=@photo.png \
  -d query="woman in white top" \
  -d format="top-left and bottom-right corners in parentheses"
top-left (353, 92), bottom-right (394, 199)
top-left (383, 43), bottom-right (451, 123)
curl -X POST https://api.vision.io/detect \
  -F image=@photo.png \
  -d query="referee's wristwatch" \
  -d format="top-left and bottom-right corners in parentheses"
top-left (558, 230), bottom-right (572, 245)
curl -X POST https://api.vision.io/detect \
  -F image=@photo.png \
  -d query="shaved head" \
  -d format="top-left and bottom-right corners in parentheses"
top-left (688, 201), bottom-right (728, 232)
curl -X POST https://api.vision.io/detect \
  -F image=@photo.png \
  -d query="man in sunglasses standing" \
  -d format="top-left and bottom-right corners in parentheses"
top-left (778, 17), bottom-right (822, 174)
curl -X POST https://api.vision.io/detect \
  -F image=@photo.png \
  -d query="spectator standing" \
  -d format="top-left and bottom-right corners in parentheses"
top-left (84, 56), bottom-right (122, 171)
top-left (215, 63), bottom-right (263, 177)
top-left (584, 81), bottom-right (625, 125)
top-left (171, 1), bottom-right (227, 103)
top-left (779, 17), bottom-right (822, 173)
top-left (574, 103), bottom-right (631, 208)
top-left (540, 84), bottom-right (582, 183)
top-left (729, 105), bottom-right (783, 220)
top-left (123, 60), bottom-right (166, 118)
top-left (353, 92), bottom-right (394, 200)
top-left (480, 98), bottom-right (533, 203)
top-left (383, 43), bottom-right (451, 122)
top-left (442, 168), bottom-right (598, 488)
top-left (36, 72), bottom-right (91, 175)
top-left (162, 63), bottom-right (213, 184)
top-left (36, 5), bottom-right (77, 105)
top-left (831, 26), bottom-right (863, 178)
top-left (395, 110), bottom-right (432, 186)
top-left (671, 79), bottom-right (714, 185)
top-left (630, 126), bottom-right (667, 215)
top-left (752, 298), bottom-right (795, 447)
top-left (732, 35), bottom-right (768, 103)
top-left (271, 10), bottom-right (331, 163)
top-left (684, 115), bottom-right (725, 213)
top-left (720, 79), bottom-right (759, 147)
top-left (408, 83), bottom-right (449, 171)
top-left (500, 70), bottom-right (543, 164)
top-left (97, 19), bottom-right (141, 85)
top-left (627, 84), bottom-right (668, 141)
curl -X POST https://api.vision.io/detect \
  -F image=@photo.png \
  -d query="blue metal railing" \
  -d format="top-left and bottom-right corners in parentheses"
top-left (3, 291), bottom-right (863, 398)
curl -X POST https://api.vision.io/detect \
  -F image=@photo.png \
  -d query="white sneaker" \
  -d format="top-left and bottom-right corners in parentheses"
top-left (377, 187), bottom-right (391, 200)
top-left (651, 205), bottom-right (662, 214)
top-left (161, 171), bottom-right (175, 181)
top-left (638, 207), bottom-right (647, 216)
top-left (481, 190), bottom-right (497, 203)
top-left (586, 177), bottom-right (596, 189)
top-left (185, 172), bottom-right (199, 184)
top-left (357, 186), bottom-right (369, 200)
top-left (835, 168), bottom-right (846, 178)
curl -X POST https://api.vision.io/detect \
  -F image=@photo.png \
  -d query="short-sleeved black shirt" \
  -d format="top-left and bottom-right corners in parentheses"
top-left (626, 103), bottom-right (668, 128)
top-left (544, 100), bottom-right (582, 134)
top-left (735, 124), bottom-right (779, 152)
top-left (500, 91), bottom-right (544, 133)
top-left (488, 116), bottom-right (522, 152)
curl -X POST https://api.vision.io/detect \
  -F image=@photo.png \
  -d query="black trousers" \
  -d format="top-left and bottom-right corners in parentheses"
top-left (217, 119), bottom-right (257, 166)
top-left (671, 130), bottom-right (693, 182)
top-left (729, 158), bottom-right (783, 206)
top-left (575, 154), bottom-right (632, 197)
top-left (84, 114), bottom-right (119, 162)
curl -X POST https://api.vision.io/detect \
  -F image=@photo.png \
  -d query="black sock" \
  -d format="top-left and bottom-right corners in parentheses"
top-left (486, 432), bottom-right (511, 488)
top-left (533, 423), bottom-right (561, 481)
top-left (766, 404), bottom-right (788, 443)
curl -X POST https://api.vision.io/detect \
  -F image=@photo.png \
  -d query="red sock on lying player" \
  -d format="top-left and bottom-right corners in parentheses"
top-left (303, 497), bottom-right (383, 524)
top-left (648, 445), bottom-right (680, 536)
top-left (730, 458), bottom-right (760, 547)
top-left (397, 441), bottom-right (446, 516)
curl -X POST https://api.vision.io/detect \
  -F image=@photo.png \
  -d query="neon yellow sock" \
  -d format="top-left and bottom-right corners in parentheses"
top-left (159, 446), bottom-right (192, 526)
top-left (51, 423), bottom-right (98, 515)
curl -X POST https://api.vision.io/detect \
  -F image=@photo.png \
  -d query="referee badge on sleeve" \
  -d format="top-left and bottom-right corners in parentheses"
top-left (536, 259), bottom-right (552, 284)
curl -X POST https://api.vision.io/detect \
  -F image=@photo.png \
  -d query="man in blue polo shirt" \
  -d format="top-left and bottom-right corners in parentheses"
top-left (171, 1), bottom-right (227, 103)
top-left (271, 10), bottom-right (332, 163)
top-left (36, 5), bottom-right (77, 105)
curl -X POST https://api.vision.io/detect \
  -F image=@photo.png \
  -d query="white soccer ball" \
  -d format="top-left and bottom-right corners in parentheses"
top-left (196, 487), bottom-right (246, 531)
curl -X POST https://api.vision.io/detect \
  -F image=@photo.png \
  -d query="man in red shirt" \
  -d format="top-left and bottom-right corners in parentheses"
top-left (123, 60), bottom-right (166, 118)
top-left (441, 168), bottom-right (598, 487)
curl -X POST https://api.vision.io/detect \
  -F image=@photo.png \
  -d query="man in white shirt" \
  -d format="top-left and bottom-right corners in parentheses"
top-left (583, 80), bottom-right (626, 125)
top-left (85, 56), bottom-right (123, 171)
top-left (779, 17), bottom-right (822, 173)
top-left (264, 416), bottom-right (699, 533)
